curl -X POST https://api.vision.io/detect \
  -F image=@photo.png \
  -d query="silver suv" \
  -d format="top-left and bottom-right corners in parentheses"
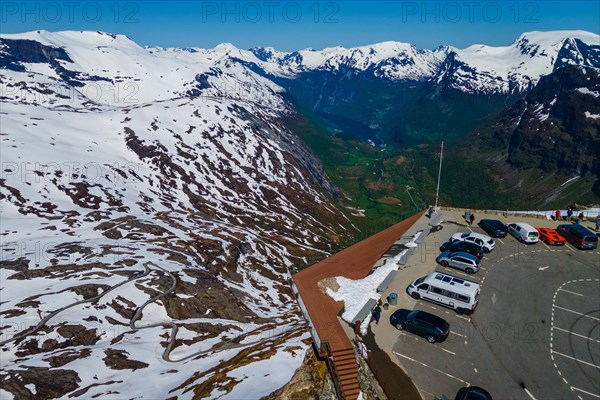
top-left (436, 251), bottom-right (481, 274)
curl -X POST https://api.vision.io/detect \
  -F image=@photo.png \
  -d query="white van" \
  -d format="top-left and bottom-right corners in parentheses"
top-left (406, 272), bottom-right (480, 315)
top-left (507, 222), bottom-right (539, 243)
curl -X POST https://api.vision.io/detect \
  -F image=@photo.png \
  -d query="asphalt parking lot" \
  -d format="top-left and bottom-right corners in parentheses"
top-left (380, 213), bottom-right (600, 400)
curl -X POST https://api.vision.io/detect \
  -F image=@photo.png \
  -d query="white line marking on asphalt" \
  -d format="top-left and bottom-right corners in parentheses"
top-left (553, 305), bottom-right (600, 321)
top-left (541, 241), bottom-right (551, 250)
top-left (552, 350), bottom-right (600, 369)
top-left (393, 351), bottom-right (470, 385)
top-left (564, 242), bottom-right (576, 252)
top-left (558, 288), bottom-right (584, 297)
top-left (524, 387), bottom-right (538, 400)
top-left (553, 326), bottom-right (600, 344)
top-left (473, 367), bottom-right (478, 373)
top-left (497, 238), bottom-right (505, 244)
top-left (571, 386), bottom-right (600, 399)
top-left (467, 226), bottom-right (473, 232)
top-left (441, 348), bottom-right (456, 355)
top-left (455, 314), bottom-right (470, 321)
top-left (452, 331), bottom-right (465, 338)
top-left (539, 266), bottom-right (550, 271)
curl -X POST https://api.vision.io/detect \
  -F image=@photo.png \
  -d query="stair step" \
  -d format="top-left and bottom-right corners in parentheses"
top-left (336, 364), bottom-right (358, 374)
top-left (336, 365), bottom-right (358, 375)
top-left (344, 390), bottom-right (360, 399)
top-left (333, 349), bottom-right (355, 356)
top-left (333, 353), bottom-right (356, 363)
top-left (332, 348), bottom-right (355, 356)
top-left (344, 386), bottom-right (361, 396)
top-left (334, 353), bottom-right (355, 359)
top-left (343, 382), bottom-right (360, 391)
top-left (339, 375), bottom-right (359, 385)
top-left (335, 357), bottom-right (357, 366)
top-left (338, 373), bottom-right (358, 383)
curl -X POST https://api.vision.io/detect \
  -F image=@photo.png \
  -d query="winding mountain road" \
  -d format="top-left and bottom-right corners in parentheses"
top-left (1, 262), bottom-right (305, 363)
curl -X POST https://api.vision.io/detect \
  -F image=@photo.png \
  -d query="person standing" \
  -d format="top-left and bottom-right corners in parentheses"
top-left (427, 206), bottom-right (434, 218)
top-left (469, 213), bottom-right (475, 226)
top-left (554, 209), bottom-right (561, 221)
top-left (372, 305), bottom-right (382, 325)
top-left (596, 219), bottom-right (600, 232)
top-left (567, 207), bottom-right (573, 222)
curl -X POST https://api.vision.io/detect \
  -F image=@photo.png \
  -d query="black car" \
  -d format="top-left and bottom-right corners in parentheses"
top-left (390, 309), bottom-right (450, 343)
top-left (440, 241), bottom-right (484, 259)
top-left (455, 386), bottom-right (493, 400)
top-left (478, 219), bottom-right (508, 238)
top-left (556, 224), bottom-right (598, 250)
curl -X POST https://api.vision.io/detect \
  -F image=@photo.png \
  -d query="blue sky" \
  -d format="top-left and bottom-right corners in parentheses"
top-left (1, 1), bottom-right (599, 50)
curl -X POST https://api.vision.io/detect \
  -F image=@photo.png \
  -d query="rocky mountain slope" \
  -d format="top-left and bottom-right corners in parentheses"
top-left (406, 65), bottom-right (600, 210)
top-left (0, 31), bottom-right (353, 399)
top-left (468, 65), bottom-right (600, 206)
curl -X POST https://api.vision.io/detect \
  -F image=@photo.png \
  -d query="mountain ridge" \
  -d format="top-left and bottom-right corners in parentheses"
top-left (2, 29), bottom-right (599, 97)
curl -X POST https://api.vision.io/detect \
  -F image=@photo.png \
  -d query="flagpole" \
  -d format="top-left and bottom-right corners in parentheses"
top-left (434, 141), bottom-right (443, 210)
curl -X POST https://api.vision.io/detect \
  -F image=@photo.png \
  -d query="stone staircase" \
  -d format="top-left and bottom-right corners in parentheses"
top-left (331, 347), bottom-right (360, 399)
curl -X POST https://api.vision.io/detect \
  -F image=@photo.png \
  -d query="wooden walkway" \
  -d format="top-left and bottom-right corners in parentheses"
top-left (292, 211), bottom-right (425, 399)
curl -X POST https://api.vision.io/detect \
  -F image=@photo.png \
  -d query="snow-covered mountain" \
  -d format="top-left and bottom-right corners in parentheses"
top-left (245, 30), bottom-right (599, 94)
top-left (438, 30), bottom-right (600, 94)
top-left (0, 30), bottom-right (285, 108)
top-left (0, 30), bottom-right (352, 399)
top-left (1, 28), bottom-right (599, 399)
top-left (2, 30), bottom-right (598, 103)
top-left (249, 41), bottom-right (445, 81)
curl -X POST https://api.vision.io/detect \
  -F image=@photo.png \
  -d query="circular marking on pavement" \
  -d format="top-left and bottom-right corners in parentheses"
top-left (550, 279), bottom-right (600, 398)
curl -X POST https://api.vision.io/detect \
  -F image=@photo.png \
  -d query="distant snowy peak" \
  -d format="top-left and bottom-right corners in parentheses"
top-left (246, 30), bottom-right (599, 93)
top-left (0, 30), bottom-right (287, 109)
top-left (443, 30), bottom-right (600, 94)
top-left (1, 29), bottom-right (599, 102)
top-left (249, 41), bottom-right (444, 80)
top-left (514, 30), bottom-right (600, 53)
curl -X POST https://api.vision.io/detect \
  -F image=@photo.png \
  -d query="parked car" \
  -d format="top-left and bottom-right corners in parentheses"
top-left (455, 386), bottom-right (493, 400)
top-left (450, 232), bottom-right (495, 252)
top-left (390, 309), bottom-right (450, 343)
top-left (535, 227), bottom-right (566, 245)
top-left (440, 241), bottom-right (484, 259)
top-left (436, 251), bottom-right (481, 274)
top-left (478, 219), bottom-right (508, 238)
top-left (556, 224), bottom-right (598, 250)
top-left (507, 222), bottom-right (539, 243)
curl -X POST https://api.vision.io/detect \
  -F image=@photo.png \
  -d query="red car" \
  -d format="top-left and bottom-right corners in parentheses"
top-left (536, 227), bottom-right (566, 245)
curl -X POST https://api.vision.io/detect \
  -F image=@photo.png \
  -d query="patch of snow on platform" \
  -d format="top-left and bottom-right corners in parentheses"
top-left (326, 231), bottom-right (422, 333)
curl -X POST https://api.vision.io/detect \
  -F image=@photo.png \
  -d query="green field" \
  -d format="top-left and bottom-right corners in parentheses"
top-left (286, 112), bottom-right (428, 234)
